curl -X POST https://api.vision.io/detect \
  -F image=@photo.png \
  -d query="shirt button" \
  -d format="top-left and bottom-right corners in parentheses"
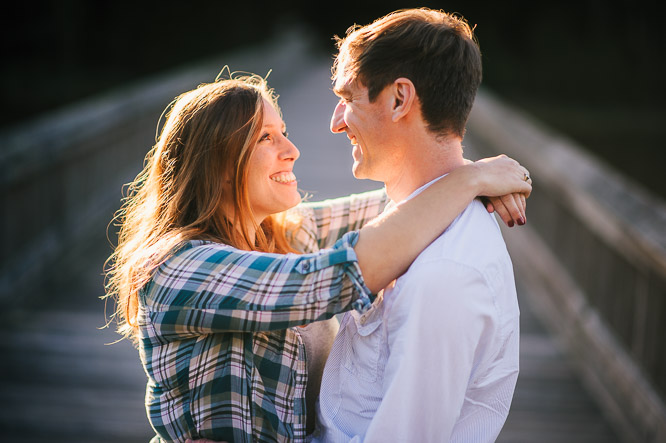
top-left (360, 315), bottom-right (366, 325)
top-left (302, 261), bottom-right (310, 271)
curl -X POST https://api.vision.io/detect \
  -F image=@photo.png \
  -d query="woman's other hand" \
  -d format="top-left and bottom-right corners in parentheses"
top-left (481, 193), bottom-right (527, 227)
top-left (470, 155), bottom-right (532, 227)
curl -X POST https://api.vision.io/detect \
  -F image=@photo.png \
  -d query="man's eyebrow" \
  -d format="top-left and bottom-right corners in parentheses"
top-left (332, 84), bottom-right (351, 97)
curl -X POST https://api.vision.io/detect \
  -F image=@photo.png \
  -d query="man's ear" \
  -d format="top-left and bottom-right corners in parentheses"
top-left (391, 78), bottom-right (416, 122)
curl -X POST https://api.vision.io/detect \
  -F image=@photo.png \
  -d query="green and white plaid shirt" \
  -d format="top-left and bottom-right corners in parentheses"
top-left (140, 189), bottom-right (388, 442)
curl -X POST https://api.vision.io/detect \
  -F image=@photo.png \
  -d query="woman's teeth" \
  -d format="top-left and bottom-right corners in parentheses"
top-left (270, 172), bottom-right (296, 183)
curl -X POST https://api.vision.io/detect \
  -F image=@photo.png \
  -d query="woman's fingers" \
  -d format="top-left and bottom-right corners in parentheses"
top-left (481, 197), bottom-right (495, 214)
top-left (488, 196), bottom-right (512, 227)
top-left (507, 193), bottom-right (526, 225)
top-left (520, 166), bottom-right (532, 197)
top-left (475, 155), bottom-right (532, 227)
top-left (487, 194), bottom-right (526, 227)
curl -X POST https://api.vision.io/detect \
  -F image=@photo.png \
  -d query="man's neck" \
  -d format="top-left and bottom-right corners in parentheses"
top-left (384, 137), bottom-right (465, 203)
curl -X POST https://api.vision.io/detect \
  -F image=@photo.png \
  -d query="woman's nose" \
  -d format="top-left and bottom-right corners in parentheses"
top-left (330, 101), bottom-right (346, 133)
top-left (279, 137), bottom-right (300, 161)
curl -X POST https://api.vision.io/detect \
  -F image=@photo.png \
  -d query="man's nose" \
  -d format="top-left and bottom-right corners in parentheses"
top-left (330, 101), bottom-right (346, 133)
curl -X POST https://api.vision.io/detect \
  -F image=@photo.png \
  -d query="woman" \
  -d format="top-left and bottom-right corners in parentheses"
top-left (104, 73), bottom-right (531, 442)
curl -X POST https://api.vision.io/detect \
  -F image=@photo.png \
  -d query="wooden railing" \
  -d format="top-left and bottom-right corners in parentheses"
top-left (466, 90), bottom-right (666, 443)
top-left (2, 30), bottom-right (664, 442)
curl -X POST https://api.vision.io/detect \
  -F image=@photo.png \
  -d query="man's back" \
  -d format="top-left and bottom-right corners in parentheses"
top-left (316, 199), bottom-right (520, 442)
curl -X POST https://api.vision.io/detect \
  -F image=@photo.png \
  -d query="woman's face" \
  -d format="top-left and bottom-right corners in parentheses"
top-left (246, 99), bottom-right (301, 223)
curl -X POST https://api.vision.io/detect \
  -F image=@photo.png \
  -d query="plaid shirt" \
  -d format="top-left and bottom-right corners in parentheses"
top-left (140, 189), bottom-right (388, 442)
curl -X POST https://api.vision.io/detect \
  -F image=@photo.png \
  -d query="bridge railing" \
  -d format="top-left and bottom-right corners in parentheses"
top-left (2, 30), bottom-right (664, 443)
top-left (466, 90), bottom-right (666, 443)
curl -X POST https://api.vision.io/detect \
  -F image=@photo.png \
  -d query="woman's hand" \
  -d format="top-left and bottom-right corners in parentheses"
top-left (481, 194), bottom-right (527, 227)
top-left (465, 155), bottom-right (532, 227)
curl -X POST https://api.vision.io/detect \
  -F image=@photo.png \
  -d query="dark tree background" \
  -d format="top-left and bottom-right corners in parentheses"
top-left (2, 0), bottom-right (665, 196)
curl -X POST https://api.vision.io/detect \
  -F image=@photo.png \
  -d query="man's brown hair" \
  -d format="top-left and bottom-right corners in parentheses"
top-left (333, 8), bottom-right (482, 137)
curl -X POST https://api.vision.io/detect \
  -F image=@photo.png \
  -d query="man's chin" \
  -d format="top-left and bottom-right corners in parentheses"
top-left (351, 160), bottom-right (369, 179)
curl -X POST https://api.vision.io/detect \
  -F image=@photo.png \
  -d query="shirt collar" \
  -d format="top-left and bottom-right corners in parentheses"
top-left (386, 173), bottom-right (449, 208)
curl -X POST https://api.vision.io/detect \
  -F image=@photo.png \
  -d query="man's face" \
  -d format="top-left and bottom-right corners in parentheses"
top-left (331, 69), bottom-right (398, 182)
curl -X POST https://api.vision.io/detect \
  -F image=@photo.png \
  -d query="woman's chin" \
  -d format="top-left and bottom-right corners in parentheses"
top-left (275, 191), bottom-right (302, 214)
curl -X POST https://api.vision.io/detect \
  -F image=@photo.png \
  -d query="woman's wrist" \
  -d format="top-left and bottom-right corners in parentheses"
top-left (452, 162), bottom-right (484, 197)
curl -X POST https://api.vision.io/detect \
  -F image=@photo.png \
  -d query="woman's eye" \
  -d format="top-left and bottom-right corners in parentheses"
top-left (260, 130), bottom-right (287, 143)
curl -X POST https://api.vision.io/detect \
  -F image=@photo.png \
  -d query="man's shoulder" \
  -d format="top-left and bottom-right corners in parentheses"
top-left (415, 200), bottom-right (508, 266)
top-left (390, 200), bottom-right (517, 312)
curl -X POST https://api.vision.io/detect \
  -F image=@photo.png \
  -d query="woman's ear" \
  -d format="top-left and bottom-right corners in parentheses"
top-left (391, 78), bottom-right (416, 122)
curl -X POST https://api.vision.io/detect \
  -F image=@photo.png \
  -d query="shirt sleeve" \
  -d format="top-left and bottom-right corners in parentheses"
top-left (141, 232), bottom-right (375, 339)
top-left (362, 260), bottom-right (495, 443)
top-left (293, 188), bottom-right (388, 251)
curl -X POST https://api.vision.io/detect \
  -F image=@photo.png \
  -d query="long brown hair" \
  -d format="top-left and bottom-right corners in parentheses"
top-left (104, 74), bottom-right (299, 342)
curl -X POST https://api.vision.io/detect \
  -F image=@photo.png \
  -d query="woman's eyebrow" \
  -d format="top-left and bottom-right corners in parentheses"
top-left (262, 122), bottom-right (287, 131)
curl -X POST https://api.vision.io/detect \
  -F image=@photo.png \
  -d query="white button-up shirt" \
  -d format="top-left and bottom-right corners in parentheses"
top-left (314, 178), bottom-right (520, 442)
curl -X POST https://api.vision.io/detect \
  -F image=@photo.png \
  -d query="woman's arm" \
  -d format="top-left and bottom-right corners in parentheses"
top-left (145, 156), bottom-right (529, 336)
top-left (142, 235), bottom-right (375, 337)
top-left (293, 154), bottom-right (527, 253)
top-left (294, 189), bottom-right (389, 251)
top-left (355, 155), bottom-right (531, 292)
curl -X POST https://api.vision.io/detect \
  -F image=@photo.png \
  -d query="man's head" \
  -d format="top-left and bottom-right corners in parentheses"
top-left (332, 8), bottom-right (482, 139)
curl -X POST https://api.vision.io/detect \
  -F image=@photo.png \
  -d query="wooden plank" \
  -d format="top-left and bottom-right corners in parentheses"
top-left (0, 277), bottom-right (622, 442)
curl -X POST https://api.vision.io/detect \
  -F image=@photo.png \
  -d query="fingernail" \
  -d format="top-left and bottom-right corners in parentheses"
top-left (517, 217), bottom-right (525, 225)
top-left (508, 221), bottom-right (515, 227)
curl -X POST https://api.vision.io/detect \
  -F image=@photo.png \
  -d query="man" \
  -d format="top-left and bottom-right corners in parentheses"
top-left (312, 8), bottom-right (523, 442)
top-left (187, 8), bottom-right (528, 443)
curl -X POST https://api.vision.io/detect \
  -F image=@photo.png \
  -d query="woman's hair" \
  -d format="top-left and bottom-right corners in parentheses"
top-left (104, 73), bottom-right (299, 342)
top-left (333, 8), bottom-right (482, 138)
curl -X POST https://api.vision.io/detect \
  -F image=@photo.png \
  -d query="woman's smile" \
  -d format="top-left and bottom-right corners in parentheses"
top-left (270, 171), bottom-right (297, 184)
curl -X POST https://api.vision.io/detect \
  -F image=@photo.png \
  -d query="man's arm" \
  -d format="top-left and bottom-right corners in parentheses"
top-left (363, 260), bottom-right (495, 442)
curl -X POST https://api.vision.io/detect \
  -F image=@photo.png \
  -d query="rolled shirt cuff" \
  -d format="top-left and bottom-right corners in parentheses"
top-left (294, 231), bottom-right (375, 313)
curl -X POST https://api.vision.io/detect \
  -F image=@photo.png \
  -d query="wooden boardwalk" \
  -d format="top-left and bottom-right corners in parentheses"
top-left (0, 58), bottom-right (624, 442)
top-left (498, 280), bottom-right (621, 443)
top-left (0, 231), bottom-right (622, 442)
